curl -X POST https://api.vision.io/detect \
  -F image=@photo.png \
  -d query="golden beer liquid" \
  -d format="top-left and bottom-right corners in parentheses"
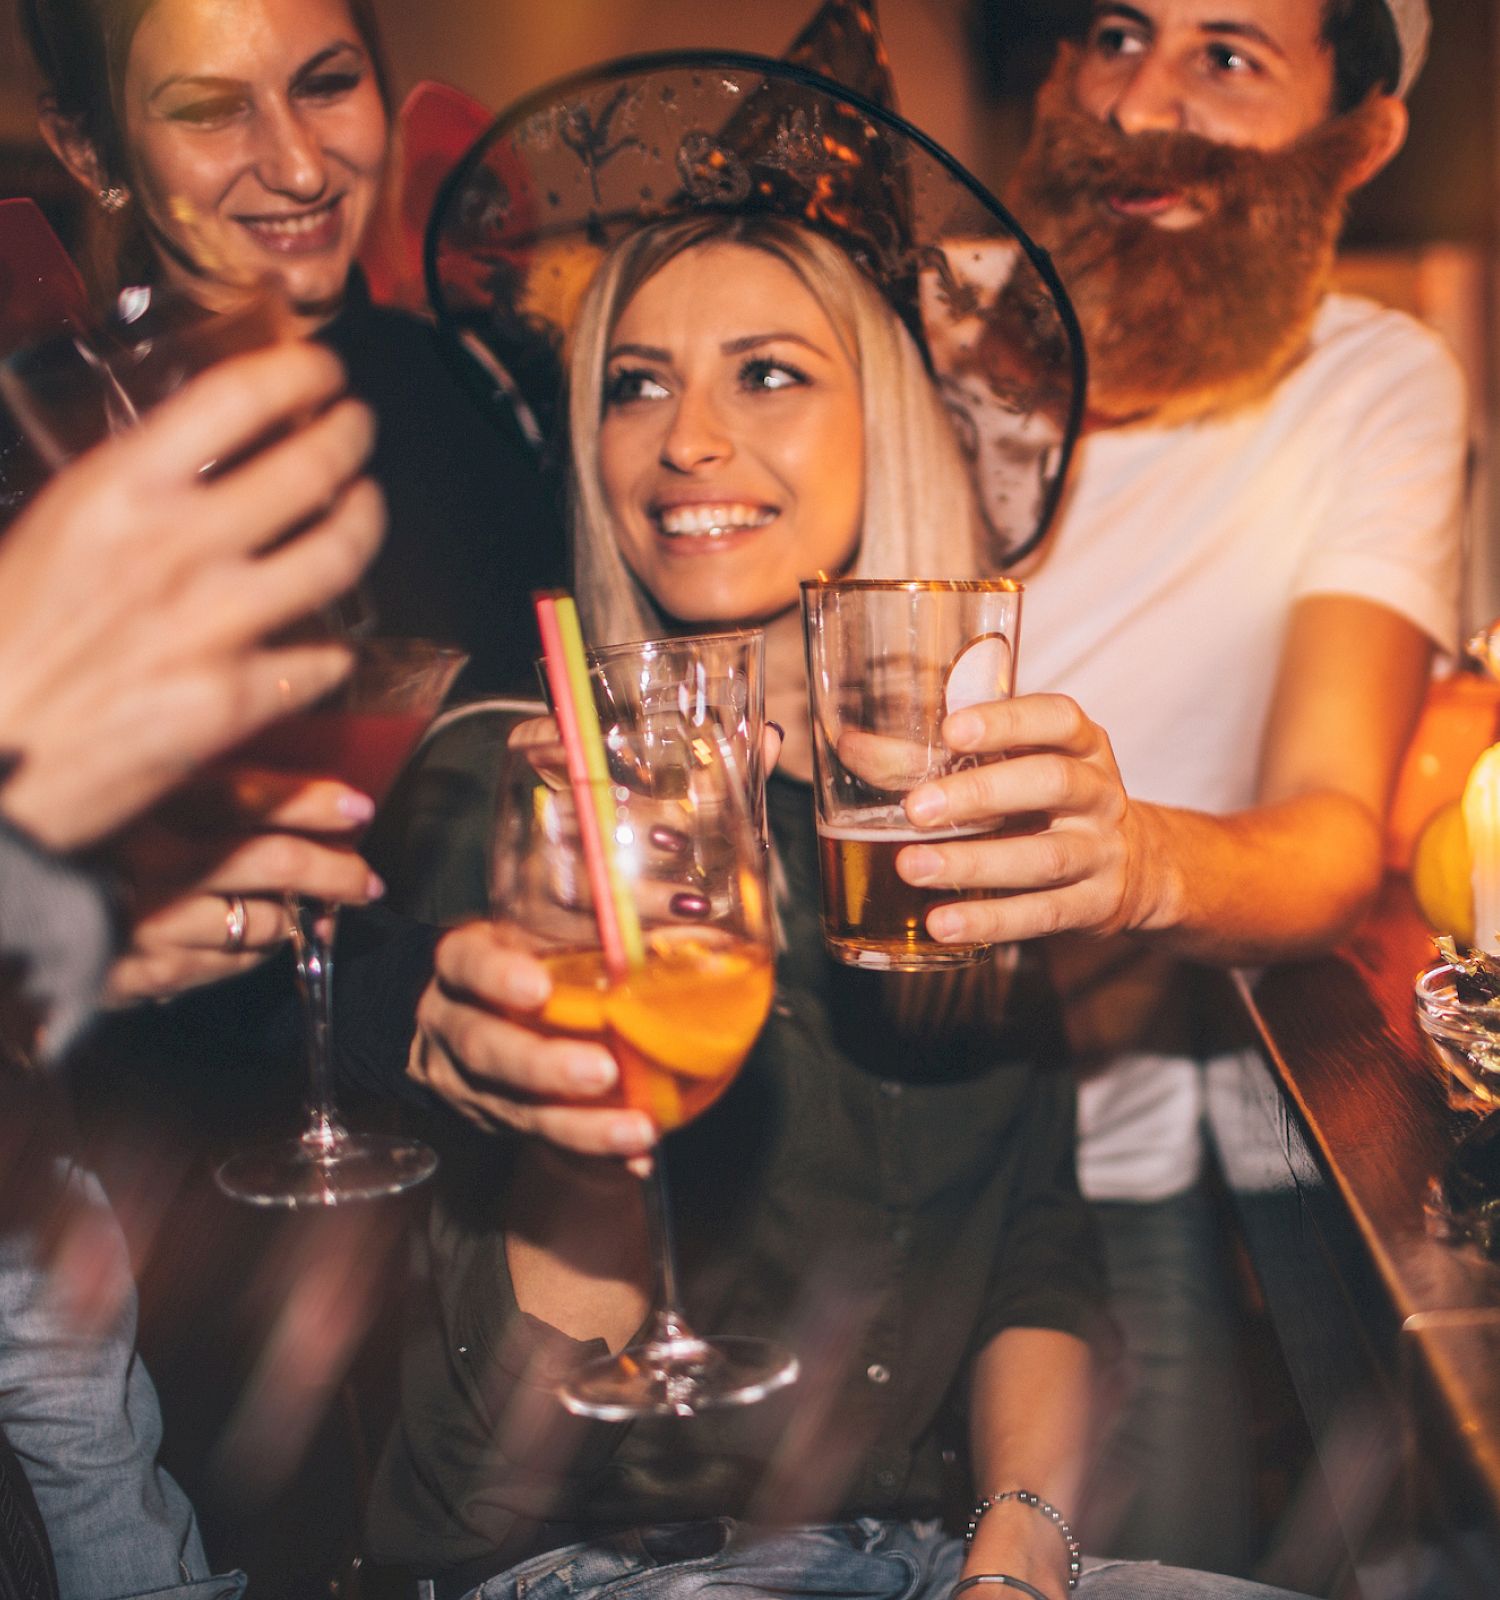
top-left (536, 936), bottom-right (774, 1131)
top-left (817, 814), bottom-right (996, 970)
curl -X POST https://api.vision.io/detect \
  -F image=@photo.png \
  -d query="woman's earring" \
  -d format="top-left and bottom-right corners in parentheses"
top-left (97, 186), bottom-right (129, 213)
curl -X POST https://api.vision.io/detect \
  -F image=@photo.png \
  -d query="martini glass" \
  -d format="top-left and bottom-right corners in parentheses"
top-left (215, 636), bottom-right (467, 1208)
top-left (491, 714), bottom-right (797, 1416)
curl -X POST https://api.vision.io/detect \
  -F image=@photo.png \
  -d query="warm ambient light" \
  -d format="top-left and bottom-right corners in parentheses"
top-left (1462, 744), bottom-right (1500, 955)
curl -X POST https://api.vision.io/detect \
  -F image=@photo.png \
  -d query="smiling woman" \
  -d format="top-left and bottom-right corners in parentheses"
top-left (25, 0), bottom-right (390, 328)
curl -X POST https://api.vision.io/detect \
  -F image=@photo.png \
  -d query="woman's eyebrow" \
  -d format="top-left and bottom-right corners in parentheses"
top-left (148, 40), bottom-right (364, 102)
top-left (607, 342), bottom-right (672, 363)
top-left (291, 41), bottom-right (368, 82)
top-left (721, 332), bottom-right (831, 359)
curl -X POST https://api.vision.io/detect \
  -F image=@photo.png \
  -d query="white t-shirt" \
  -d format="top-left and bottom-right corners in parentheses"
top-left (1017, 293), bottom-right (1467, 1202)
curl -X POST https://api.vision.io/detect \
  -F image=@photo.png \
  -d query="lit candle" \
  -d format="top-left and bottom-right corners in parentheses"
top-left (1462, 743), bottom-right (1500, 955)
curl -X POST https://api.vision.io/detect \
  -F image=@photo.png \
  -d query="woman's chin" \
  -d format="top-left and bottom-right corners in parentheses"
top-left (657, 586), bottom-right (799, 630)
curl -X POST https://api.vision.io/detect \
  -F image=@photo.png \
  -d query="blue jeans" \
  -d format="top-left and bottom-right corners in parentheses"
top-left (1080, 1189), bottom-right (1251, 1575)
top-left (460, 1519), bottom-right (1309, 1600)
top-left (0, 1160), bottom-right (245, 1600)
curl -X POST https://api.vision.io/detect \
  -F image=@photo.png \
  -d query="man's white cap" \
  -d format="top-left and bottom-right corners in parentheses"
top-left (1385, 0), bottom-right (1431, 98)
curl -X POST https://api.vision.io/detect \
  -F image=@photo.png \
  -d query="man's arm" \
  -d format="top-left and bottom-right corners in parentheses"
top-left (896, 594), bottom-right (1433, 965)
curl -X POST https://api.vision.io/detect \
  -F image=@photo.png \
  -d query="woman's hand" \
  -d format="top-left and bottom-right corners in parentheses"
top-left (895, 692), bottom-right (1161, 948)
top-left (962, 1499), bottom-right (1071, 1600)
top-left (102, 765), bottom-right (382, 1004)
top-left (407, 921), bottom-right (655, 1158)
top-left (0, 343), bottom-right (382, 853)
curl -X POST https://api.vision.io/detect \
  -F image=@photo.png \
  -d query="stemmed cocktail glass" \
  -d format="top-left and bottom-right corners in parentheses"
top-left (491, 710), bottom-right (797, 1417)
top-left (215, 636), bottom-right (466, 1208)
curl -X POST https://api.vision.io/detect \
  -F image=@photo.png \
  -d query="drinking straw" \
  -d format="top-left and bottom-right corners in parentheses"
top-left (533, 593), bottom-right (645, 978)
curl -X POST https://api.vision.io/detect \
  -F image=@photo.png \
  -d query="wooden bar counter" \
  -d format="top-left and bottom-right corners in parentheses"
top-left (1206, 877), bottom-right (1500, 1598)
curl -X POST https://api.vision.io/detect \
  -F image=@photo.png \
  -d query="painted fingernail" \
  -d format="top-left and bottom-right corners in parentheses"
top-left (565, 1051), bottom-right (616, 1093)
top-left (900, 846), bottom-right (943, 885)
top-left (649, 824), bottom-right (689, 854)
top-left (669, 891), bottom-right (710, 919)
top-left (946, 711), bottom-right (983, 748)
top-left (906, 787), bottom-right (947, 825)
top-left (366, 872), bottom-right (386, 899)
top-left (767, 721), bottom-right (786, 743)
top-left (338, 791), bottom-right (376, 823)
top-left (609, 1115), bottom-right (655, 1151)
top-left (929, 908), bottom-right (965, 942)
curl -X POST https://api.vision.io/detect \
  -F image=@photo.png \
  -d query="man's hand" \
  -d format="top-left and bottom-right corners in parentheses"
top-left (0, 341), bottom-right (383, 852)
top-left (895, 692), bottom-right (1154, 947)
top-left (407, 922), bottom-right (656, 1158)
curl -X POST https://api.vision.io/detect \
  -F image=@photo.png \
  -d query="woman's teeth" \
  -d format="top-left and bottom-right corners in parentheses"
top-left (244, 204), bottom-right (337, 238)
top-left (657, 504), bottom-right (776, 538)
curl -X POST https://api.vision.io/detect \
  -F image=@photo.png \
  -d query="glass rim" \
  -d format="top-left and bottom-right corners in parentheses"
top-left (586, 626), bottom-right (767, 660)
top-left (799, 577), bottom-right (1023, 596)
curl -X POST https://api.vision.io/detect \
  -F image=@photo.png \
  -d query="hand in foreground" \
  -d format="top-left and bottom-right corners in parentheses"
top-left (103, 765), bottom-right (385, 1004)
top-left (896, 692), bottom-right (1152, 947)
top-left (408, 921), bottom-right (657, 1158)
top-left (0, 341), bottom-right (383, 852)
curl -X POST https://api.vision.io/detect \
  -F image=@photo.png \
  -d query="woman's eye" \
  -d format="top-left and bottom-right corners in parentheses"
top-left (166, 96), bottom-right (246, 126)
top-left (604, 368), bottom-right (670, 406)
top-left (740, 358), bottom-right (807, 392)
top-left (297, 70), bottom-right (364, 102)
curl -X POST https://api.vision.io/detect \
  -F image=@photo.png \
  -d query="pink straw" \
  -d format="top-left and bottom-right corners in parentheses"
top-left (534, 592), bottom-right (630, 979)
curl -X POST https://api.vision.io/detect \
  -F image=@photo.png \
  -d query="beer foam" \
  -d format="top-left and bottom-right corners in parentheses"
top-left (817, 813), bottom-right (994, 843)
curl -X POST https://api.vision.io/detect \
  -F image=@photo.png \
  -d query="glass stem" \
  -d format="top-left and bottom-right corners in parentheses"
top-left (289, 895), bottom-right (345, 1155)
top-left (642, 1155), bottom-right (693, 1343)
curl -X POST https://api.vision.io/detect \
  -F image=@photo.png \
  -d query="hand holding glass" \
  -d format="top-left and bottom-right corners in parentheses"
top-left (491, 714), bottom-right (796, 1417)
top-left (215, 636), bottom-right (466, 1208)
top-left (801, 577), bottom-right (1023, 970)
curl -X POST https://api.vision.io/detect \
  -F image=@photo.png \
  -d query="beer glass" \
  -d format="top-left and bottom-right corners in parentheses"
top-left (801, 577), bottom-right (1022, 971)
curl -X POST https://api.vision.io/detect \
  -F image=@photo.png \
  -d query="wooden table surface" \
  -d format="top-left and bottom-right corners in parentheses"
top-left (1206, 877), bottom-right (1500, 1597)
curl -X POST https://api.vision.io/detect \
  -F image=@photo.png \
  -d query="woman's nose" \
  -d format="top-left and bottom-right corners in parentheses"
top-left (253, 103), bottom-right (329, 200)
top-left (1106, 56), bottom-right (1187, 137)
top-left (659, 390), bottom-right (732, 473)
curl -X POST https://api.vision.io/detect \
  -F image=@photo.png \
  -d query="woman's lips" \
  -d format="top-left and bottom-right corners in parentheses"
top-left (235, 195), bottom-right (345, 255)
top-left (653, 503), bottom-right (779, 543)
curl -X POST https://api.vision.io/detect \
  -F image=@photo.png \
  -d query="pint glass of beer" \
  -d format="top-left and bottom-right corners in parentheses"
top-left (801, 578), bottom-right (1022, 971)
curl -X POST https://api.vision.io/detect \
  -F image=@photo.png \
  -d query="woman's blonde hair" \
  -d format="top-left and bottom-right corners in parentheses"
top-left (566, 214), bottom-right (980, 642)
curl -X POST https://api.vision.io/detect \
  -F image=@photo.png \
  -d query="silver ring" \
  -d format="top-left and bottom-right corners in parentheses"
top-left (223, 894), bottom-right (249, 953)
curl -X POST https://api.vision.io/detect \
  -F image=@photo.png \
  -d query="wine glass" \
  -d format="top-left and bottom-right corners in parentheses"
top-left (491, 712), bottom-right (798, 1417)
top-left (215, 635), bottom-right (467, 1209)
top-left (0, 281), bottom-right (286, 468)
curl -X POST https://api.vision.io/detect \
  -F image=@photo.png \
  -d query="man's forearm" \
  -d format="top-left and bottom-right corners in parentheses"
top-left (1124, 787), bottom-right (1385, 966)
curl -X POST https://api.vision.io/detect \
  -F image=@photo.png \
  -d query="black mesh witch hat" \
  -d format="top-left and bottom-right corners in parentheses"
top-left (425, 0), bottom-right (1084, 568)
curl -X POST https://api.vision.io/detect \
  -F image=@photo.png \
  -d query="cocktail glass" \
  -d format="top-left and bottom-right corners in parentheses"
top-left (215, 636), bottom-right (467, 1208)
top-left (490, 716), bottom-right (796, 1416)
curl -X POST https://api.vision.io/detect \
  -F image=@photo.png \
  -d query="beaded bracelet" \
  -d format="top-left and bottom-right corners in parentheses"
top-left (964, 1489), bottom-right (1081, 1592)
top-left (950, 1577), bottom-right (1051, 1600)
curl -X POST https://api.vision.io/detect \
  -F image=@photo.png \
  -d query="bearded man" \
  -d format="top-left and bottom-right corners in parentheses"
top-left (998, 0), bottom-right (1464, 1575)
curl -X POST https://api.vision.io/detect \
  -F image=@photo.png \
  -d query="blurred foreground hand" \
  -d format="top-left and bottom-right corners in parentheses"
top-left (0, 341), bottom-right (383, 852)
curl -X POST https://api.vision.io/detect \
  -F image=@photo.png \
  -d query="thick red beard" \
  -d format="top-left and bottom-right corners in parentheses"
top-left (1003, 52), bottom-right (1389, 425)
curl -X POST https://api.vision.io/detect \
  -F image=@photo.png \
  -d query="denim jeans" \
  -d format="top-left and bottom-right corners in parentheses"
top-left (0, 1160), bottom-right (245, 1600)
top-left (459, 1519), bottom-right (1310, 1600)
top-left (1080, 1187), bottom-right (1252, 1575)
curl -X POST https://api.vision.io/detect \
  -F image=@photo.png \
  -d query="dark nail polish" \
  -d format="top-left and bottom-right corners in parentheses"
top-left (649, 824), bottom-right (689, 854)
top-left (669, 891), bottom-right (710, 919)
top-left (767, 721), bottom-right (786, 742)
